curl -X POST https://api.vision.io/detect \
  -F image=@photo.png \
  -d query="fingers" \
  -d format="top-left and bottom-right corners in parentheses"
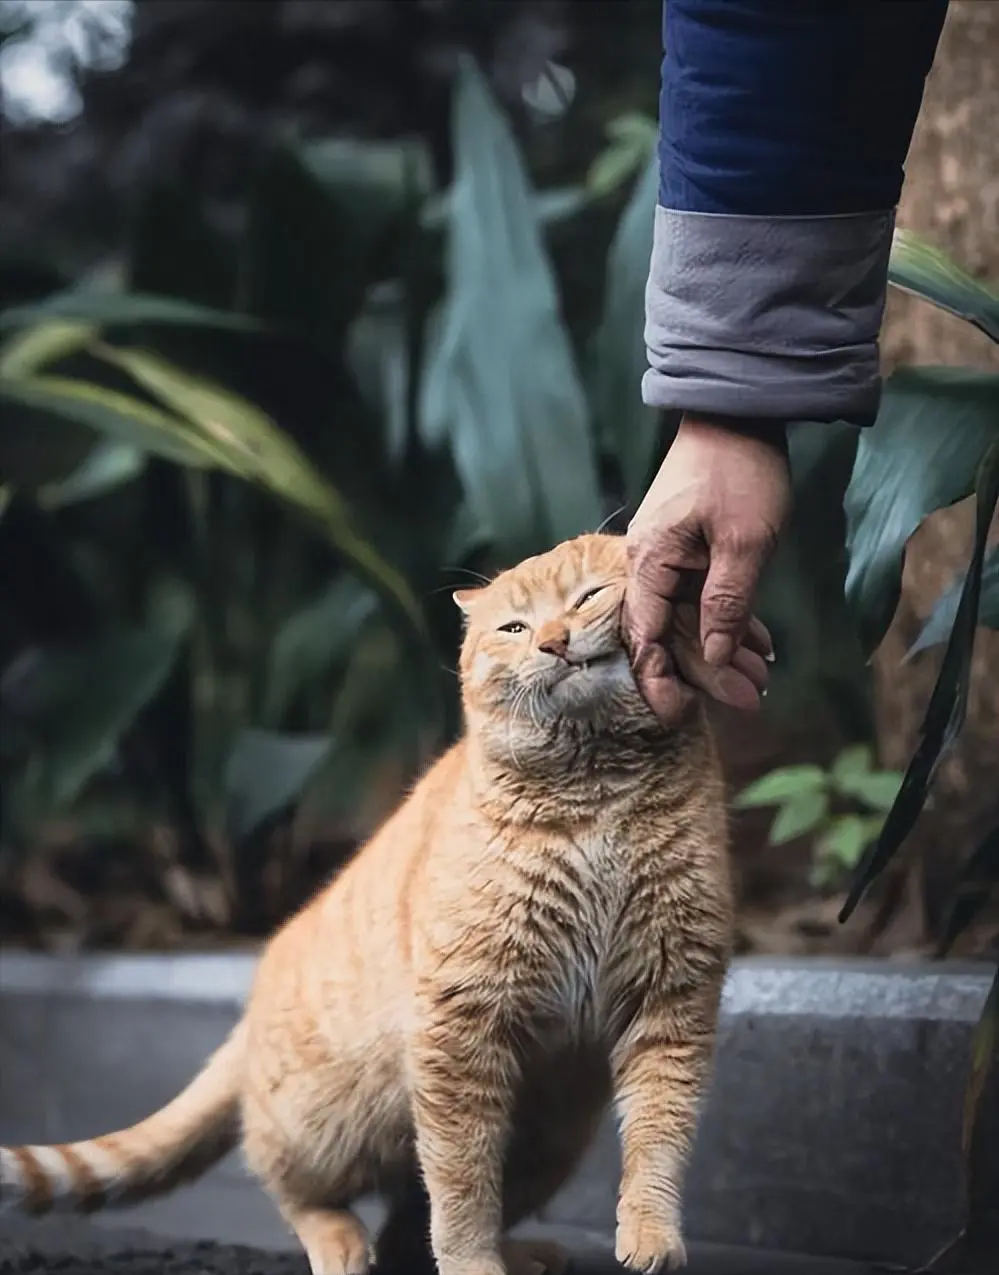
top-left (699, 540), bottom-right (771, 667)
top-left (672, 637), bottom-right (768, 714)
top-left (742, 615), bottom-right (775, 663)
top-left (622, 537), bottom-right (685, 656)
top-left (630, 641), bottom-right (695, 728)
top-left (731, 644), bottom-right (770, 695)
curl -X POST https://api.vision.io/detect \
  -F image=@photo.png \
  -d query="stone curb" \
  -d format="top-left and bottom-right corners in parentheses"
top-left (0, 952), bottom-right (994, 1266)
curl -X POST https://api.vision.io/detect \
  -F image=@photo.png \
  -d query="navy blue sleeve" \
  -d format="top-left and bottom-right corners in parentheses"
top-left (644, 0), bottom-right (949, 427)
top-left (660, 0), bottom-right (949, 216)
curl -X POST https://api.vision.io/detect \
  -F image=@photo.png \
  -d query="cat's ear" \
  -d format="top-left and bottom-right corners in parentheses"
top-left (452, 588), bottom-right (481, 615)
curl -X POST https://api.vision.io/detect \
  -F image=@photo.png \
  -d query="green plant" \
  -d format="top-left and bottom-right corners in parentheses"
top-left (0, 59), bottom-right (662, 929)
top-left (1, 74), bottom-right (996, 940)
top-left (734, 745), bottom-right (903, 889)
top-left (792, 230), bottom-right (999, 1270)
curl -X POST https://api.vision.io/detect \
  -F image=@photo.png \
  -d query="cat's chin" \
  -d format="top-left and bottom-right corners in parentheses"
top-left (544, 649), bottom-right (638, 716)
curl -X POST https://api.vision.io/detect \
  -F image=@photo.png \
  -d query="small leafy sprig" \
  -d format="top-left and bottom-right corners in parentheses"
top-left (734, 745), bottom-right (904, 887)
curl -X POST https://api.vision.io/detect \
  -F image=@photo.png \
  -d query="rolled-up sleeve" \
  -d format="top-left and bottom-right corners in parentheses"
top-left (643, 0), bottom-right (949, 426)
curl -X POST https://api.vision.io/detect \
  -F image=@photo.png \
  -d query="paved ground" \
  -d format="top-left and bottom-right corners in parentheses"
top-left (0, 1216), bottom-right (878, 1275)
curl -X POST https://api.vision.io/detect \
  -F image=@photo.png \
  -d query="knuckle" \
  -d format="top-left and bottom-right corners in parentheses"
top-left (626, 522), bottom-right (702, 574)
top-left (703, 590), bottom-right (747, 627)
top-left (720, 522), bottom-right (778, 562)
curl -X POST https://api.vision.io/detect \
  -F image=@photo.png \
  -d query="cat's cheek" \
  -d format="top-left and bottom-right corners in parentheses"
top-left (469, 651), bottom-right (496, 685)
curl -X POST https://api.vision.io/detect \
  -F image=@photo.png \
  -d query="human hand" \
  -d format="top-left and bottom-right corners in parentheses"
top-left (624, 414), bottom-right (792, 725)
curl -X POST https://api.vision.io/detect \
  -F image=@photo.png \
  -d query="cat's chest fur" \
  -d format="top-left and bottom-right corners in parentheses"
top-left (528, 826), bottom-right (638, 1042)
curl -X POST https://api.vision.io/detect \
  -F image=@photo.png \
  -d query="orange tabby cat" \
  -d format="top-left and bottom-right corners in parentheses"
top-left (0, 533), bottom-right (734, 1275)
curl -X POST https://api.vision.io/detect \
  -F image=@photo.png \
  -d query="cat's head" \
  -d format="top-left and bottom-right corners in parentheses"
top-left (455, 534), bottom-right (664, 762)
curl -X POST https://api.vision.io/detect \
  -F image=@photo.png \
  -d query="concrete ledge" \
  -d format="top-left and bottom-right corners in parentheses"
top-left (1, 952), bottom-right (995, 1265)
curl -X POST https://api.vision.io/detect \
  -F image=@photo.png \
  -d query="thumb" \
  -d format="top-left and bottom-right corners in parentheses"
top-left (623, 541), bottom-right (683, 659)
top-left (700, 543), bottom-right (765, 668)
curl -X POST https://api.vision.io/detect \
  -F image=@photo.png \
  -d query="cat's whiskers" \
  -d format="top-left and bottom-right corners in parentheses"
top-left (527, 684), bottom-right (548, 736)
top-left (506, 684), bottom-right (532, 771)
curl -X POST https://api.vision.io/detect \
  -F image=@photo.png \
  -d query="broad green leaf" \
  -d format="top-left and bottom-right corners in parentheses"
top-left (605, 112), bottom-right (659, 148)
top-left (586, 143), bottom-right (649, 200)
top-left (307, 623), bottom-right (429, 826)
top-left (590, 151), bottom-right (662, 503)
top-left (0, 604), bottom-right (192, 815)
top-left (889, 228), bottom-right (999, 345)
top-left (0, 375), bottom-right (229, 469)
top-left (445, 501), bottom-right (490, 565)
top-left (769, 790), bottom-right (829, 846)
top-left (816, 814), bottom-right (874, 870)
top-left (830, 744), bottom-right (874, 788)
top-left (844, 367), bottom-right (999, 654)
top-left (328, 623), bottom-right (406, 741)
top-left (264, 577), bottom-right (379, 726)
top-left (223, 728), bottom-right (332, 847)
top-left (909, 547), bottom-right (999, 657)
top-left (305, 680), bottom-right (428, 832)
top-left (422, 185), bottom-right (589, 234)
top-left (93, 345), bottom-right (425, 633)
top-left (38, 439), bottom-right (146, 508)
top-left (347, 285), bottom-right (411, 464)
top-left (733, 764), bottom-right (827, 809)
top-left (0, 320), bottom-right (95, 377)
top-left (0, 292), bottom-right (257, 333)
top-left (420, 58), bottom-right (602, 563)
top-left (533, 187), bottom-right (589, 226)
top-left (835, 770), bottom-right (904, 813)
top-left (811, 814), bottom-right (883, 888)
top-left (302, 737), bottom-right (388, 828)
top-left (841, 439), bottom-right (999, 922)
top-left (302, 137), bottom-right (433, 227)
top-left (586, 113), bottom-right (658, 198)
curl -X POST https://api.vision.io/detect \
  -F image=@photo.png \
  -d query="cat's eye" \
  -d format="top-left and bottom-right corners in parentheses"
top-left (574, 585), bottom-right (606, 609)
top-left (498, 620), bottom-right (528, 635)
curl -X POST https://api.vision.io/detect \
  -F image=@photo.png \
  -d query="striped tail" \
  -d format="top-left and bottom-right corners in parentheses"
top-left (0, 1022), bottom-right (246, 1215)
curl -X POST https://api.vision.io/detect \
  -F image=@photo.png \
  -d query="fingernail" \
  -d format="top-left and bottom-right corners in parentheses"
top-left (761, 687), bottom-right (768, 698)
top-left (765, 649), bottom-right (776, 664)
top-left (703, 633), bottom-right (732, 667)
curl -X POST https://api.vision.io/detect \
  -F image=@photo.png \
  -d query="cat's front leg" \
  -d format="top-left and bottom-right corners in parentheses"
top-left (409, 984), bottom-right (519, 1275)
top-left (610, 969), bottom-right (725, 1274)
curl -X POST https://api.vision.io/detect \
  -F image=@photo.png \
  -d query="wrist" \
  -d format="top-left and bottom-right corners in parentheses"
top-left (678, 412), bottom-right (790, 459)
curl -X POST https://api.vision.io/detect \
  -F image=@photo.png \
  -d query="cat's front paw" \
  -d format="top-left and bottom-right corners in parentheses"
top-left (614, 1204), bottom-right (687, 1273)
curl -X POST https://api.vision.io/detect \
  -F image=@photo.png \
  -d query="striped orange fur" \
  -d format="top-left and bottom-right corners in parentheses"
top-left (0, 534), bottom-right (733, 1275)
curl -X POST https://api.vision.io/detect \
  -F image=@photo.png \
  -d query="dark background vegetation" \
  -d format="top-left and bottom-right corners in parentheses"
top-left (0, 0), bottom-right (997, 970)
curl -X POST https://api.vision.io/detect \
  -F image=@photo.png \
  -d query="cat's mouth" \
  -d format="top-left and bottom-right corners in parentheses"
top-left (565, 650), bottom-right (619, 674)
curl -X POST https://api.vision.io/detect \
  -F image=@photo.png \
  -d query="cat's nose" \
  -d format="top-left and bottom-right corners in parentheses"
top-left (537, 624), bottom-right (570, 660)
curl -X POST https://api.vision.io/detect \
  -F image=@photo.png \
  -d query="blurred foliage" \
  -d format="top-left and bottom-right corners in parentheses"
top-left (0, 61), bottom-right (667, 932)
top-left (0, 0), bottom-right (663, 273)
top-left (838, 234), bottom-right (999, 932)
top-left (1, 59), bottom-right (998, 951)
top-left (726, 225), bottom-right (999, 966)
top-left (735, 746), bottom-right (903, 890)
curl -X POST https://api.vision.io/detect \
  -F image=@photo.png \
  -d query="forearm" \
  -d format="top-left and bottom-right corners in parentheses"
top-left (644, 0), bottom-right (949, 427)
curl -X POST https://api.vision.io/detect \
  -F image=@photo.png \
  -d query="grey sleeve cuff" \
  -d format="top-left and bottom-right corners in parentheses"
top-left (642, 206), bottom-right (896, 426)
